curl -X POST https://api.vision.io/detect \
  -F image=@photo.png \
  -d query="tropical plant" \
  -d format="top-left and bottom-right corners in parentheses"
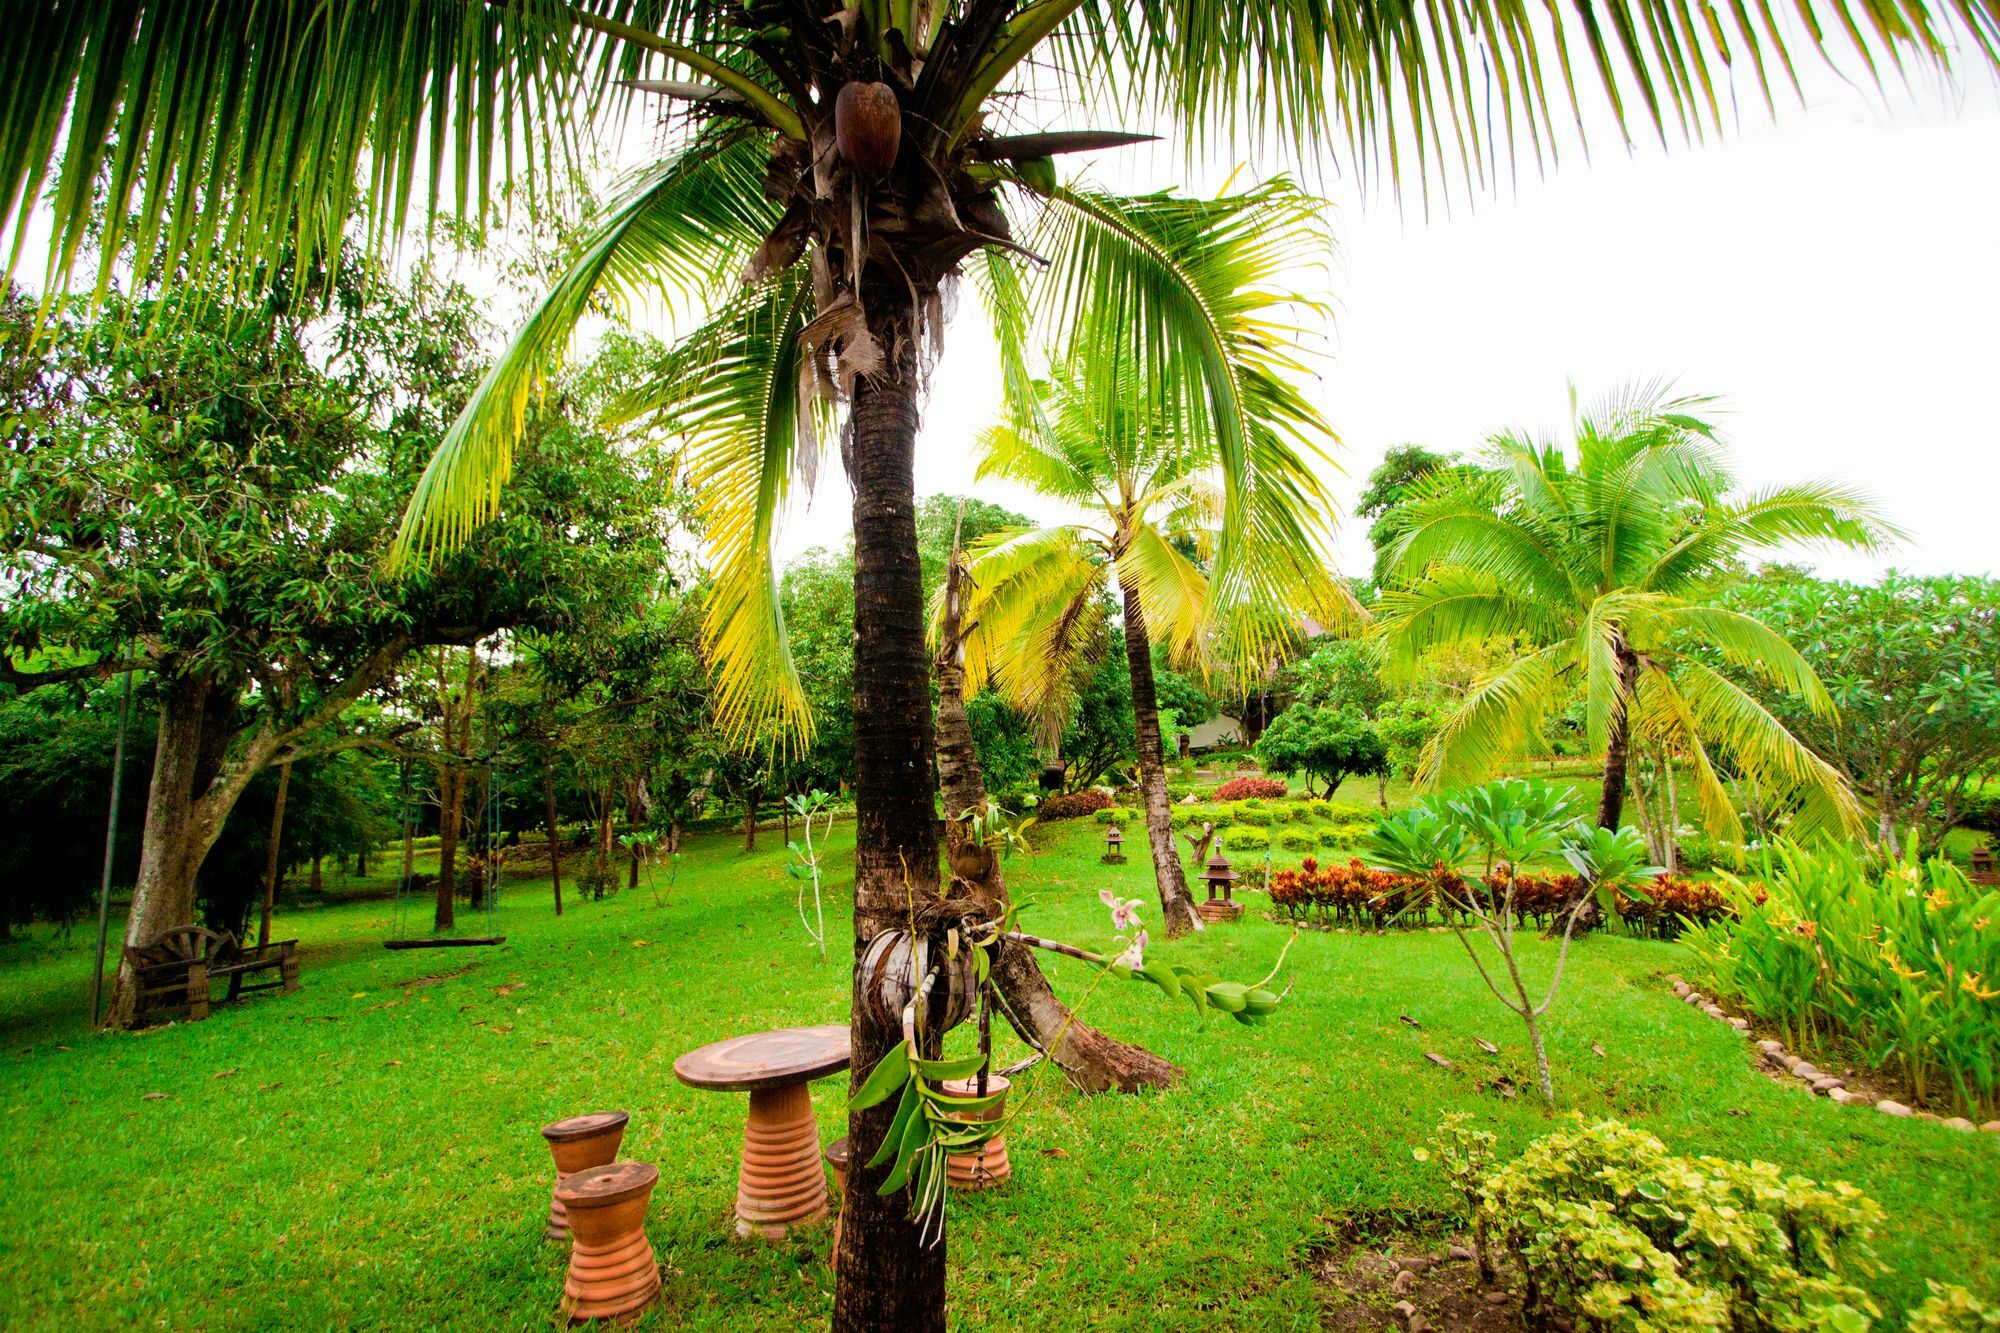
top-left (1376, 385), bottom-right (1890, 841)
top-left (949, 181), bottom-right (1351, 938)
top-left (1367, 778), bottom-right (1660, 1103)
top-left (20, 3), bottom-right (1996, 1326)
top-left (1679, 842), bottom-right (2000, 1118)
top-left (783, 788), bottom-right (836, 958)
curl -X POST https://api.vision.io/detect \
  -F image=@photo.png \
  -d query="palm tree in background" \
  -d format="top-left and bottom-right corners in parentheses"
top-left (1375, 385), bottom-right (1891, 842)
top-left (8, 4), bottom-right (1994, 1328)
top-left (951, 182), bottom-right (1349, 936)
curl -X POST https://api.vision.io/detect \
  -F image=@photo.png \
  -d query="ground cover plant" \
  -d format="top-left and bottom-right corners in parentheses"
top-left (1680, 843), bottom-right (2000, 1119)
top-left (3, 815), bottom-right (1994, 1331)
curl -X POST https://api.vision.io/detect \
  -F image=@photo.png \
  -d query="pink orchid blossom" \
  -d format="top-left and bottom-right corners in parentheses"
top-left (1115, 929), bottom-right (1150, 971)
top-left (1099, 889), bottom-right (1144, 932)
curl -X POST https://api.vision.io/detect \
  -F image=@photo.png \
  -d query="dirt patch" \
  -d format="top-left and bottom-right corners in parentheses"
top-left (1310, 1212), bottom-right (1529, 1332)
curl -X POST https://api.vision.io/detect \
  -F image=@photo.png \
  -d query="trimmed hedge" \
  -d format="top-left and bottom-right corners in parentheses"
top-left (1222, 827), bottom-right (1270, 852)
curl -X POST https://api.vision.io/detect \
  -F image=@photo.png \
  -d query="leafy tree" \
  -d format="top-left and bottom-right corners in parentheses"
top-left (1256, 704), bottom-right (1388, 798)
top-left (21, 2), bottom-right (1994, 1322)
top-left (954, 185), bottom-right (1350, 935)
top-left (0, 277), bottom-right (654, 1021)
top-left (1376, 385), bottom-right (1886, 841)
top-left (1719, 571), bottom-right (2000, 854)
top-left (1355, 444), bottom-right (1460, 585)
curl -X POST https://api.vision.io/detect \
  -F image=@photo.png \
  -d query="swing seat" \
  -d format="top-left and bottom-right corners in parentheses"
top-left (382, 936), bottom-right (506, 950)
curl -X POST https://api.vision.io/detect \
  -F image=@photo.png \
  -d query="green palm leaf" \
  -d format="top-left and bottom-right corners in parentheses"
top-left (389, 132), bottom-right (774, 566)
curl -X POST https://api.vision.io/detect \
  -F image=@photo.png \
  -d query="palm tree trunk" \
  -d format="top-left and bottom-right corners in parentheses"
top-left (935, 554), bottom-right (1178, 1094)
top-left (1595, 643), bottom-right (1642, 829)
top-left (835, 365), bottom-right (947, 1333)
top-left (1119, 584), bottom-right (1201, 937)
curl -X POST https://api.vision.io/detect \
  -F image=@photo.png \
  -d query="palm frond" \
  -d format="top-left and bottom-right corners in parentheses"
top-left (4, 0), bottom-right (596, 298)
top-left (1645, 604), bottom-right (1835, 717)
top-left (1374, 569), bottom-right (1565, 675)
top-left (1417, 645), bottom-right (1565, 787)
top-left (1672, 658), bottom-right (1862, 836)
top-left (391, 132), bottom-right (774, 565)
top-left (625, 275), bottom-right (820, 747)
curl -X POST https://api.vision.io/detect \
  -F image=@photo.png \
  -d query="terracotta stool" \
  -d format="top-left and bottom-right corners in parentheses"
top-left (674, 1024), bottom-right (851, 1240)
top-left (940, 1074), bottom-right (1012, 1190)
top-left (824, 1136), bottom-right (850, 1264)
top-left (556, 1161), bottom-right (660, 1325)
top-left (540, 1111), bottom-right (630, 1241)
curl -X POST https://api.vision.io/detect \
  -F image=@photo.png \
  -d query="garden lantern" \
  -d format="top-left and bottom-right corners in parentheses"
top-left (1974, 842), bottom-right (1996, 882)
top-left (1199, 850), bottom-right (1243, 924)
top-left (1103, 825), bottom-right (1126, 864)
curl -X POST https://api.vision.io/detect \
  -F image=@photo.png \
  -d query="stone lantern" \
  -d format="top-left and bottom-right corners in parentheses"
top-left (1102, 824), bottom-right (1127, 864)
top-left (1198, 850), bottom-right (1243, 923)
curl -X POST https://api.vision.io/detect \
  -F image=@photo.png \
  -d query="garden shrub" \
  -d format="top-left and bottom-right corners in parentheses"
top-left (1238, 797), bottom-right (1270, 812)
top-left (1222, 827), bottom-right (1269, 853)
top-left (1094, 805), bottom-right (1139, 825)
top-left (1316, 830), bottom-right (1341, 849)
top-left (1680, 842), bottom-right (1999, 1118)
top-left (1308, 799), bottom-right (1334, 821)
top-left (1284, 802), bottom-right (1314, 822)
top-left (1421, 1114), bottom-right (1885, 1333)
top-left (1038, 789), bottom-right (1113, 821)
top-left (1613, 874), bottom-right (1734, 940)
top-left (1323, 800), bottom-right (1376, 822)
top-left (1235, 808), bottom-right (1273, 827)
top-left (1279, 832), bottom-right (1316, 852)
top-left (1215, 775), bottom-right (1286, 802)
top-left (1910, 1283), bottom-right (2000, 1332)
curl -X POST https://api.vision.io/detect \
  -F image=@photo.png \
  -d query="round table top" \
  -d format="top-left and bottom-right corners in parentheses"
top-left (674, 1023), bottom-right (852, 1092)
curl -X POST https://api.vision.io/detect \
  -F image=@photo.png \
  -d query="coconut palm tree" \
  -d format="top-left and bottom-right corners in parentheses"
top-left (10, 7), bottom-right (1994, 1330)
top-left (950, 184), bottom-right (1350, 935)
top-left (1375, 384), bottom-right (1892, 842)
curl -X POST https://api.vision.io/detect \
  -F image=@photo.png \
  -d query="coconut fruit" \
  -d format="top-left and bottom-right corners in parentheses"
top-left (1015, 155), bottom-right (1057, 194)
top-left (835, 81), bottom-right (901, 180)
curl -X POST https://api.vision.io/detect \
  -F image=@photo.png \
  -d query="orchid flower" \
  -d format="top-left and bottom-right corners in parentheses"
top-left (1115, 929), bottom-right (1149, 971)
top-left (1099, 889), bottom-right (1144, 932)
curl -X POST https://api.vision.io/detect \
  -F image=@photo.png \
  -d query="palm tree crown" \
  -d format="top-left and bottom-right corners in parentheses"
top-left (1376, 384), bottom-right (1891, 840)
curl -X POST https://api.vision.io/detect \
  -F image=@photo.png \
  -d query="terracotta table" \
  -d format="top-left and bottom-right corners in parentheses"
top-left (674, 1023), bottom-right (851, 1240)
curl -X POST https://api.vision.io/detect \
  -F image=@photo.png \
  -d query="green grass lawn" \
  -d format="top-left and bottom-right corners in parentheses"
top-left (2, 817), bottom-right (1994, 1331)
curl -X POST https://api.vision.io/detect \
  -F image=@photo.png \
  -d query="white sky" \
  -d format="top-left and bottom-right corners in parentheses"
top-left (772, 65), bottom-right (2000, 583)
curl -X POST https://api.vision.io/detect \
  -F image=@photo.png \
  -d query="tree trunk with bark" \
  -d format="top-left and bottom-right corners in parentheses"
top-left (833, 359), bottom-right (946, 1333)
top-left (935, 551), bottom-right (1177, 1094)
top-left (257, 758), bottom-right (292, 948)
top-left (545, 759), bottom-right (564, 917)
top-left (107, 669), bottom-right (260, 1023)
top-left (596, 785), bottom-right (615, 886)
top-left (1118, 583), bottom-right (1201, 937)
top-left (1595, 641), bottom-right (1642, 830)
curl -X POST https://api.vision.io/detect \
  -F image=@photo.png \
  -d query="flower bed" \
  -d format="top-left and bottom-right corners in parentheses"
top-left (1680, 844), bottom-right (2000, 1120)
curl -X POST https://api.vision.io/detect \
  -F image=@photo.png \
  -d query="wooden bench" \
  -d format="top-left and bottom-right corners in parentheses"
top-left (122, 925), bottom-right (300, 1024)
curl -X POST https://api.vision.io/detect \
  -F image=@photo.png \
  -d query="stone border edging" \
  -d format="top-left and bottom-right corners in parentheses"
top-left (1665, 975), bottom-right (1998, 1135)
